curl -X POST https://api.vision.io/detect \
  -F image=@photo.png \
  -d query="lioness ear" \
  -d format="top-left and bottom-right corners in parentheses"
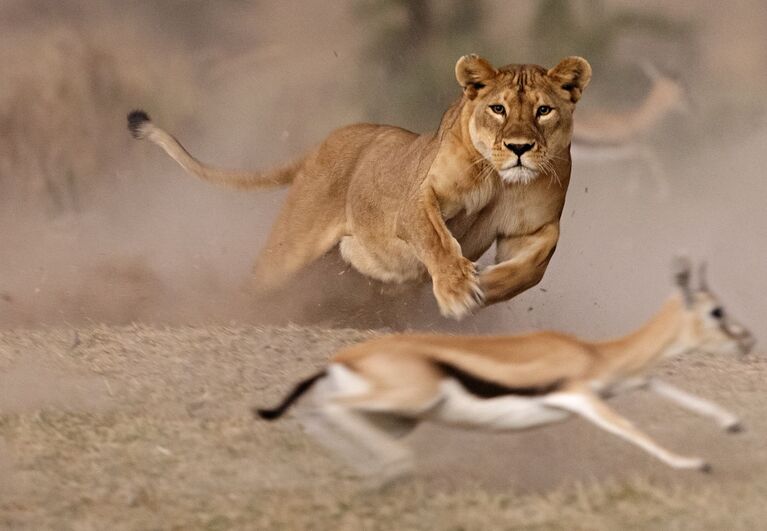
top-left (455, 54), bottom-right (498, 100)
top-left (548, 56), bottom-right (592, 103)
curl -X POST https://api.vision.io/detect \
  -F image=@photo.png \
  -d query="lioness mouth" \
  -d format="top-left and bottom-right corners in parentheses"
top-left (500, 164), bottom-right (539, 185)
top-left (501, 161), bottom-right (535, 172)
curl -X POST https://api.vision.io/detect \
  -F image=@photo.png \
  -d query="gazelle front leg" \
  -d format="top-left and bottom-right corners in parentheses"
top-left (647, 378), bottom-right (742, 433)
top-left (543, 390), bottom-right (710, 472)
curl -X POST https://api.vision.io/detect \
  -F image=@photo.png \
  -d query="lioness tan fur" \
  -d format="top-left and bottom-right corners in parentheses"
top-left (128, 54), bottom-right (591, 319)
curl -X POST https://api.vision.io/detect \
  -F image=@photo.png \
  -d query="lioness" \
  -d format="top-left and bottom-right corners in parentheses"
top-left (128, 54), bottom-right (590, 319)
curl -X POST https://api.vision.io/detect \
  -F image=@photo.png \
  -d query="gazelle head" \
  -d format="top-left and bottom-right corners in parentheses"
top-left (673, 257), bottom-right (756, 358)
top-left (640, 61), bottom-right (690, 115)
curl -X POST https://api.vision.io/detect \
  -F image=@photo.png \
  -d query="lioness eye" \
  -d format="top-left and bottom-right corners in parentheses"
top-left (710, 307), bottom-right (724, 319)
top-left (536, 105), bottom-right (552, 117)
top-left (489, 104), bottom-right (505, 115)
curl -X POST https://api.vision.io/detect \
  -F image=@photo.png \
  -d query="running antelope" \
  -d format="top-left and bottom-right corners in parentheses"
top-left (256, 259), bottom-right (754, 478)
top-left (572, 62), bottom-right (688, 198)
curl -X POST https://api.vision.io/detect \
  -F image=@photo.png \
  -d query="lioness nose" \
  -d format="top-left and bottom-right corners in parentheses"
top-left (505, 142), bottom-right (535, 156)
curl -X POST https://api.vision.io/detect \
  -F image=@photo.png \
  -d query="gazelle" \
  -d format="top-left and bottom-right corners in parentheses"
top-left (572, 63), bottom-right (688, 198)
top-left (256, 259), bottom-right (754, 478)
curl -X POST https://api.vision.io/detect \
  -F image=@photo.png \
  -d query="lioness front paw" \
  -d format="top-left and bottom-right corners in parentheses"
top-left (432, 259), bottom-right (484, 320)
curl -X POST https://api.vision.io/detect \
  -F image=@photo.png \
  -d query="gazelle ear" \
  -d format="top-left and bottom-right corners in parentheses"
top-left (672, 256), bottom-right (694, 307)
top-left (698, 262), bottom-right (710, 292)
top-left (455, 54), bottom-right (498, 100)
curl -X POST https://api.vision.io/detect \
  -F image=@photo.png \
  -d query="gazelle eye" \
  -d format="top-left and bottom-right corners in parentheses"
top-left (536, 105), bottom-right (552, 117)
top-left (489, 104), bottom-right (505, 115)
top-left (710, 307), bottom-right (724, 319)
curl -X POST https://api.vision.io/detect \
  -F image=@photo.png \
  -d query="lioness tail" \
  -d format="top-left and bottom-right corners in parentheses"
top-left (127, 110), bottom-right (299, 189)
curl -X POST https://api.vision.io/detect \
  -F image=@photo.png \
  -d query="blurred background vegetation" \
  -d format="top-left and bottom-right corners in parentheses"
top-left (0, 0), bottom-right (761, 219)
top-left (355, 0), bottom-right (694, 129)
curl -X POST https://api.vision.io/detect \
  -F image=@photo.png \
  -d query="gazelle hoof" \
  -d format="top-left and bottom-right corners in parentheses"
top-left (672, 456), bottom-right (710, 471)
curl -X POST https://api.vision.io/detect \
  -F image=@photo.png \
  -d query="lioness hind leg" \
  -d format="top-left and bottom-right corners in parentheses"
top-left (251, 225), bottom-right (344, 293)
top-left (249, 192), bottom-right (346, 294)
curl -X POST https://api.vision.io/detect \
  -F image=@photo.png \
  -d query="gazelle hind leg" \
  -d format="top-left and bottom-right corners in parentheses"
top-left (305, 404), bottom-right (414, 479)
top-left (332, 388), bottom-right (439, 440)
top-left (364, 412), bottom-right (419, 439)
top-left (298, 363), bottom-right (431, 478)
top-left (297, 407), bottom-right (380, 471)
top-left (295, 372), bottom-right (383, 472)
top-left (544, 391), bottom-right (710, 471)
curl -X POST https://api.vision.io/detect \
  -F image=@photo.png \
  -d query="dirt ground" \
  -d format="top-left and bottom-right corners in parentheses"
top-left (2, 3), bottom-right (767, 530)
top-left (1, 324), bottom-right (765, 530)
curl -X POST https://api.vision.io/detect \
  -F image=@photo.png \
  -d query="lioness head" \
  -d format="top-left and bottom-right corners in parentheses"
top-left (456, 54), bottom-right (591, 184)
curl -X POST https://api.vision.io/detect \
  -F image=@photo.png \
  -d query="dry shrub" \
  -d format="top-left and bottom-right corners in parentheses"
top-left (0, 22), bottom-right (200, 219)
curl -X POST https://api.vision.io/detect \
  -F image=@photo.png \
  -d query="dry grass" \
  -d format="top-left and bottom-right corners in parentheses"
top-left (1, 324), bottom-right (765, 530)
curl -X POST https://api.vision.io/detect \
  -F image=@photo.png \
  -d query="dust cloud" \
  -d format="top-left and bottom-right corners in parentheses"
top-left (1, 2), bottom-right (767, 526)
top-left (1, 0), bottom-right (765, 337)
